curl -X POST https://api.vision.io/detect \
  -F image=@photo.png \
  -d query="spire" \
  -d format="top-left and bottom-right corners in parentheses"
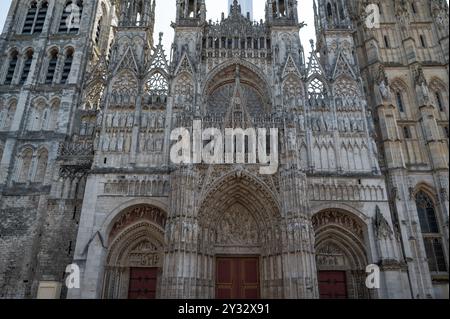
top-left (225, 65), bottom-right (252, 128)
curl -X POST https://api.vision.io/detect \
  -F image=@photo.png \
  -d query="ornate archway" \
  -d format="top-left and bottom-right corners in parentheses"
top-left (203, 62), bottom-right (272, 115)
top-left (196, 169), bottom-right (283, 299)
top-left (312, 209), bottom-right (370, 299)
top-left (102, 205), bottom-right (166, 299)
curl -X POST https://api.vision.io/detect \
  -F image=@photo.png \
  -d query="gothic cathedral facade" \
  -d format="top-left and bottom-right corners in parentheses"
top-left (0, 0), bottom-right (448, 299)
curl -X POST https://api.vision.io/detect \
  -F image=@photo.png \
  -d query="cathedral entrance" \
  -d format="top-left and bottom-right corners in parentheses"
top-left (102, 205), bottom-right (166, 299)
top-left (312, 209), bottom-right (371, 299)
top-left (216, 257), bottom-right (260, 299)
top-left (192, 169), bottom-right (285, 299)
top-left (128, 267), bottom-right (158, 299)
top-left (318, 271), bottom-right (348, 299)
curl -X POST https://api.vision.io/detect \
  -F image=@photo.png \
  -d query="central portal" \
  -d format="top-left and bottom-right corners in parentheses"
top-left (216, 257), bottom-right (260, 299)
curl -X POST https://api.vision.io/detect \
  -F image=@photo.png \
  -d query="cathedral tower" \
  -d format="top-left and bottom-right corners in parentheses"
top-left (0, 0), bottom-right (108, 298)
top-left (351, 0), bottom-right (449, 298)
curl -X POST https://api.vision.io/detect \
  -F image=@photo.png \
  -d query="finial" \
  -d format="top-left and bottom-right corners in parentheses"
top-left (159, 32), bottom-right (163, 44)
top-left (310, 39), bottom-right (315, 49)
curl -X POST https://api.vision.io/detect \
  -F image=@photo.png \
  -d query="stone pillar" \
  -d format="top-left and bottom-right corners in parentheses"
top-left (160, 167), bottom-right (199, 298)
top-left (279, 167), bottom-right (318, 298)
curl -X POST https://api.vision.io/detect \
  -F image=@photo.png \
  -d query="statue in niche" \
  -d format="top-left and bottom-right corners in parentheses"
top-left (110, 133), bottom-right (117, 151)
top-left (344, 117), bottom-right (350, 132)
top-left (338, 118), bottom-right (344, 131)
top-left (149, 114), bottom-right (156, 128)
top-left (375, 65), bottom-right (391, 104)
top-left (139, 133), bottom-right (146, 152)
top-left (350, 117), bottom-right (356, 131)
top-left (287, 129), bottom-right (297, 151)
top-left (117, 133), bottom-right (124, 151)
top-left (106, 113), bottom-right (113, 127)
top-left (147, 135), bottom-right (154, 151)
top-left (414, 66), bottom-right (429, 104)
top-left (125, 134), bottom-right (132, 153)
top-left (155, 138), bottom-right (163, 152)
top-left (157, 114), bottom-right (164, 128)
top-left (97, 112), bottom-right (103, 127)
top-left (141, 114), bottom-right (147, 127)
top-left (318, 115), bottom-right (326, 131)
top-left (298, 114), bottom-right (305, 131)
top-left (102, 134), bottom-right (110, 151)
top-left (94, 132), bottom-right (100, 151)
top-left (127, 113), bottom-right (134, 127)
top-left (120, 113), bottom-right (127, 127)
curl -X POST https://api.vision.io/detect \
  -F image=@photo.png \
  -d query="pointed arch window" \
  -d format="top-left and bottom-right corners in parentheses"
top-left (308, 77), bottom-right (327, 99)
top-left (415, 191), bottom-right (447, 273)
top-left (435, 92), bottom-right (444, 112)
top-left (22, 1), bottom-right (38, 34)
top-left (403, 126), bottom-right (411, 139)
top-left (420, 35), bottom-right (427, 48)
top-left (384, 36), bottom-right (390, 48)
top-left (22, 1), bottom-right (48, 34)
top-left (34, 149), bottom-right (48, 183)
top-left (34, 1), bottom-right (48, 33)
top-left (147, 72), bottom-right (168, 97)
top-left (4, 50), bottom-right (18, 85)
top-left (396, 92), bottom-right (405, 113)
top-left (20, 50), bottom-right (34, 85)
top-left (45, 49), bottom-right (59, 84)
top-left (327, 3), bottom-right (333, 19)
top-left (61, 48), bottom-right (74, 84)
top-left (411, 2), bottom-right (417, 14)
top-left (18, 149), bottom-right (33, 183)
top-left (95, 16), bottom-right (103, 45)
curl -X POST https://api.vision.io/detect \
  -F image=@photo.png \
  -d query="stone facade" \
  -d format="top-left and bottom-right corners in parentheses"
top-left (0, 0), bottom-right (448, 299)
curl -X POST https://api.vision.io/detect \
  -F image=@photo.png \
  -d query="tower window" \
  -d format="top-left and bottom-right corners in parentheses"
top-left (416, 191), bottom-right (439, 234)
top-left (403, 126), bottom-right (411, 139)
top-left (22, 1), bottom-right (48, 34)
top-left (420, 35), bottom-right (426, 48)
top-left (95, 16), bottom-right (103, 45)
top-left (411, 2), bottom-right (417, 14)
top-left (33, 1), bottom-right (48, 33)
top-left (435, 92), bottom-right (444, 112)
top-left (61, 49), bottom-right (74, 84)
top-left (46, 50), bottom-right (58, 84)
top-left (396, 92), bottom-right (405, 113)
top-left (384, 36), bottom-right (390, 48)
top-left (327, 3), bottom-right (333, 19)
top-left (22, 2), bottom-right (37, 34)
top-left (415, 191), bottom-right (447, 273)
top-left (20, 50), bottom-right (34, 85)
top-left (4, 50), bottom-right (18, 85)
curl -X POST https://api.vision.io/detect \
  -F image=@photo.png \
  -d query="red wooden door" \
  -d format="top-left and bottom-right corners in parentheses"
top-left (216, 257), bottom-right (260, 299)
top-left (128, 268), bottom-right (158, 299)
top-left (318, 271), bottom-right (348, 299)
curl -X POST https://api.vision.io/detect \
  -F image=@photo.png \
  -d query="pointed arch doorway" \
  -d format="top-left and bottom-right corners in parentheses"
top-left (102, 204), bottom-right (166, 299)
top-left (197, 170), bottom-right (283, 299)
top-left (312, 209), bottom-right (370, 299)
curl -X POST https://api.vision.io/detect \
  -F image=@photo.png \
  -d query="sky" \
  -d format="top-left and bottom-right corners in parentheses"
top-left (0, 0), bottom-right (317, 55)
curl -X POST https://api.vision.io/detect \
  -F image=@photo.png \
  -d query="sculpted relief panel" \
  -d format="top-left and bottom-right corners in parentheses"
top-left (216, 204), bottom-right (260, 246)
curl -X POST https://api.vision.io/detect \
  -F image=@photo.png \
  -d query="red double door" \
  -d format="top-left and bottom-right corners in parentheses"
top-left (318, 271), bottom-right (348, 299)
top-left (216, 257), bottom-right (260, 299)
top-left (128, 268), bottom-right (158, 299)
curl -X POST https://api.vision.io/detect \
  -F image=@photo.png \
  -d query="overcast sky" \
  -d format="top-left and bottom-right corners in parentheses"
top-left (0, 0), bottom-right (316, 55)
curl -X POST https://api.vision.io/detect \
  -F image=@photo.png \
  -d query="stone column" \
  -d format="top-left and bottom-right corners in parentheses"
top-left (160, 167), bottom-right (199, 298)
top-left (278, 167), bottom-right (318, 299)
